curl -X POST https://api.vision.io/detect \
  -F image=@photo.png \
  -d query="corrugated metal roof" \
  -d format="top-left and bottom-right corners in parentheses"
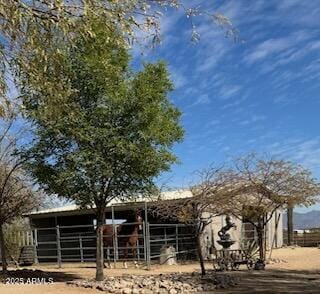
top-left (27, 190), bottom-right (192, 216)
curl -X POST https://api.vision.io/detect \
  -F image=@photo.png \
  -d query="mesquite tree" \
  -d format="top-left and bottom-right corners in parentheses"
top-left (151, 167), bottom-right (235, 276)
top-left (229, 154), bottom-right (320, 267)
top-left (0, 0), bottom-right (236, 114)
top-left (0, 113), bottom-right (40, 272)
top-left (20, 18), bottom-right (183, 281)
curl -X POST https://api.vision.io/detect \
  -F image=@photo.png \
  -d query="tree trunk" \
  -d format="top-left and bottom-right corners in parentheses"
top-left (196, 234), bottom-right (206, 276)
top-left (95, 208), bottom-right (105, 281)
top-left (287, 205), bottom-right (294, 246)
top-left (257, 226), bottom-right (265, 262)
top-left (0, 224), bottom-right (7, 272)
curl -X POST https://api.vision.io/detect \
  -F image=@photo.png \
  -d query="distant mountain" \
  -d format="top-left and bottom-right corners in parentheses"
top-left (283, 210), bottom-right (320, 230)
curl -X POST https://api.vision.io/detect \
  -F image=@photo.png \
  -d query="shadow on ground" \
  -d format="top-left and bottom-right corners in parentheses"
top-left (0, 269), bottom-right (81, 283)
top-left (215, 268), bottom-right (320, 293)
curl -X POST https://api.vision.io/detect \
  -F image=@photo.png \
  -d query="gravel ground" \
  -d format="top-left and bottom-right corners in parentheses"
top-left (0, 247), bottom-right (319, 293)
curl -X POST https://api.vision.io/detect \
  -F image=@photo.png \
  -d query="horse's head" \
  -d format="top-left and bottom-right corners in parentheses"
top-left (135, 210), bottom-right (143, 231)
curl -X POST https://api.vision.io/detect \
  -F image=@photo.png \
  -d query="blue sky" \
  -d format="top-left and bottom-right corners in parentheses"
top-left (133, 0), bottom-right (320, 212)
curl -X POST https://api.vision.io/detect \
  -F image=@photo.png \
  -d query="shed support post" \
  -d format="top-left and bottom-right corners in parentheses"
top-left (112, 206), bottom-right (117, 268)
top-left (144, 202), bottom-right (151, 270)
top-left (143, 221), bottom-right (146, 261)
top-left (56, 225), bottom-right (62, 268)
top-left (33, 229), bottom-right (39, 264)
top-left (146, 222), bottom-right (151, 270)
top-left (176, 225), bottom-right (179, 254)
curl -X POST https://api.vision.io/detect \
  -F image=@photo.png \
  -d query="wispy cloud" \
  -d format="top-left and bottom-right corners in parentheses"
top-left (239, 114), bottom-right (267, 126)
top-left (188, 94), bottom-right (210, 107)
top-left (244, 31), bottom-right (312, 65)
top-left (169, 66), bottom-right (187, 89)
top-left (219, 84), bottom-right (242, 100)
top-left (268, 138), bottom-right (320, 171)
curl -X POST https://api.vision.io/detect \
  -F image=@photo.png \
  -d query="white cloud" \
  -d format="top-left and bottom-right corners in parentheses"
top-left (269, 138), bottom-right (320, 172)
top-left (189, 94), bottom-right (210, 107)
top-left (169, 67), bottom-right (187, 89)
top-left (244, 31), bottom-right (312, 64)
top-left (219, 84), bottom-right (242, 100)
top-left (245, 38), bottom-right (291, 63)
top-left (239, 114), bottom-right (267, 126)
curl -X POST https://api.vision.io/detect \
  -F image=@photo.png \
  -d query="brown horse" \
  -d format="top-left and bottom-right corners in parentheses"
top-left (101, 211), bottom-right (143, 268)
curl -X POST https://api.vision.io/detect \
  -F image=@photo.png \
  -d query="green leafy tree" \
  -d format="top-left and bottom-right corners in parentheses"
top-left (20, 18), bottom-right (184, 281)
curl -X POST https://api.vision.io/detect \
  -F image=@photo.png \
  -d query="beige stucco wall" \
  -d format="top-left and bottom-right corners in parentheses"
top-left (200, 210), bottom-right (283, 259)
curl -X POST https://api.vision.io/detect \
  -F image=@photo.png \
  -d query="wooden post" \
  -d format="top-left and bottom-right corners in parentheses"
top-left (56, 225), bottom-right (62, 268)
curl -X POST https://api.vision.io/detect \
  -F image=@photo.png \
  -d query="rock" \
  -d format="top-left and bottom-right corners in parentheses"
top-left (140, 290), bottom-right (153, 294)
top-left (159, 281), bottom-right (171, 289)
top-left (65, 271), bottom-right (238, 293)
top-left (96, 285), bottom-right (107, 291)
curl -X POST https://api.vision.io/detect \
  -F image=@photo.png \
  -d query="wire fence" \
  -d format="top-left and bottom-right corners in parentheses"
top-left (283, 231), bottom-right (320, 247)
top-left (9, 222), bottom-right (196, 268)
top-left (147, 223), bottom-right (197, 263)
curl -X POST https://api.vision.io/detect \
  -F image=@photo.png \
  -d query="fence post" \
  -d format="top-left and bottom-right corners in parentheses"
top-left (137, 239), bottom-right (140, 261)
top-left (79, 235), bottom-right (84, 263)
top-left (175, 225), bottom-right (179, 254)
top-left (164, 227), bottom-right (167, 245)
top-left (146, 222), bottom-right (151, 270)
top-left (33, 229), bottom-right (39, 264)
top-left (112, 206), bottom-right (117, 268)
top-left (144, 201), bottom-right (151, 270)
top-left (114, 226), bottom-right (119, 266)
top-left (143, 221), bottom-right (147, 262)
top-left (56, 225), bottom-right (62, 268)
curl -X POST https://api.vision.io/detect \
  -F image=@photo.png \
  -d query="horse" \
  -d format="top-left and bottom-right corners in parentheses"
top-left (101, 210), bottom-right (143, 269)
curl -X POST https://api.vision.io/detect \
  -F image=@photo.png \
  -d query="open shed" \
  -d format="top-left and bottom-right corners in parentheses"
top-left (23, 190), bottom-right (283, 265)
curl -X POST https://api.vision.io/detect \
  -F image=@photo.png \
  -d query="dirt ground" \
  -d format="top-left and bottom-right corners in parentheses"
top-left (0, 247), bottom-right (320, 293)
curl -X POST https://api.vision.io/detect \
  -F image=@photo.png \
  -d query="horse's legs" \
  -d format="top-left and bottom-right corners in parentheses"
top-left (133, 246), bottom-right (139, 268)
top-left (106, 246), bottom-right (112, 268)
top-left (103, 247), bottom-right (107, 269)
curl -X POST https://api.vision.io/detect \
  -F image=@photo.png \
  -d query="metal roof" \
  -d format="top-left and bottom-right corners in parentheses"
top-left (27, 190), bottom-right (193, 218)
